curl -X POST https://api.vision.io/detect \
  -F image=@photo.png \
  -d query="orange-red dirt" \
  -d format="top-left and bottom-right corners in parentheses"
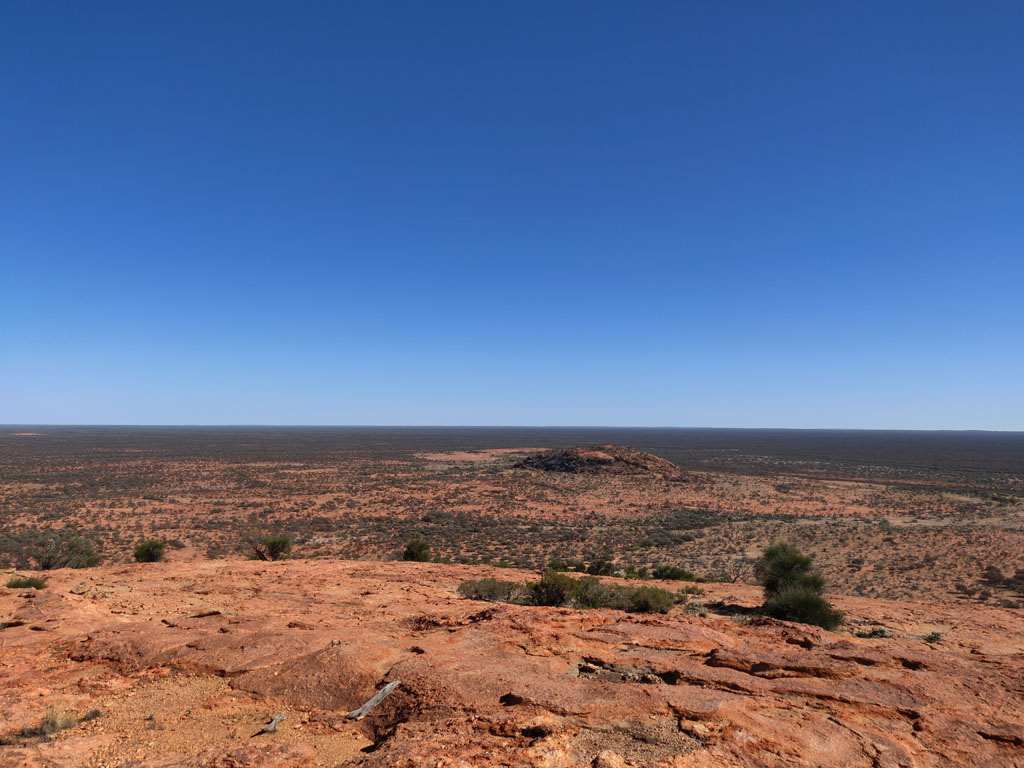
top-left (3, 560), bottom-right (1023, 767)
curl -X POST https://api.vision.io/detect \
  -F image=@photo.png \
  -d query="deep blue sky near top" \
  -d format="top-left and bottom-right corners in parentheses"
top-left (1, 3), bottom-right (1022, 429)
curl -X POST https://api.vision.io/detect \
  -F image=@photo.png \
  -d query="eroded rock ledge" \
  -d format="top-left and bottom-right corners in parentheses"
top-left (2, 560), bottom-right (1022, 767)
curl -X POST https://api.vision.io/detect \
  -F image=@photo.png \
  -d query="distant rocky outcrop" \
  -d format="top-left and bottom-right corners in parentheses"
top-left (515, 445), bottom-right (685, 480)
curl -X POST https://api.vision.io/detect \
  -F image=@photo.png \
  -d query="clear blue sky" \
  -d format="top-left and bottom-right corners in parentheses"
top-left (2, 2), bottom-right (1022, 429)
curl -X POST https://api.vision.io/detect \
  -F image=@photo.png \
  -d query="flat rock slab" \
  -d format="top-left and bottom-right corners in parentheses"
top-left (2, 559), bottom-right (1023, 768)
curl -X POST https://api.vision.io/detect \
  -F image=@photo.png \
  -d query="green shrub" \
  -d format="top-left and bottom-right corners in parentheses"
top-left (133, 540), bottom-right (165, 563)
top-left (249, 535), bottom-right (292, 561)
top-left (764, 585), bottom-right (843, 630)
top-left (573, 576), bottom-right (615, 608)
top-left (530, 570), bottom-right (578, 606)
top-left (465, 571), bottom-right (679, 615)
top-left (652, 565), bottom-right (697, 582)
top-left (924, 631), bottom-right (943, 643)
top-left (402, 538), bottom-right (431, 562)
top-left (585, 559), bottom-right (615, 576)
top-left (755, 543), bottom-right (841, 630)
top-left (457, 578), bottom-right (530, 604)
top-left (34, 534), bottom-right (101, 570)
top-left (6, 575), bottom-right (47, 589)
top-left (754, 542), bottom-right (823, 598)
top-left (264, 535), bottom-right (292, 561)
top-left (618, 585), bottom-right (675, 614)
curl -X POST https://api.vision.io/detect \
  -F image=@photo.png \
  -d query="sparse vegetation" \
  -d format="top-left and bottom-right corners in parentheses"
top-left (133, 540), bottom-right (165, 563)
top-left (622, 565), bottom-right (650, 579)
top-left (982, 565), bottom-right (1024, 595)
top-left (855, 626), bottom-right (892, 639)
top-left (6, 575), bottom-right (47, 589)
top-left (0, 429), bottom-right (1021, 606)
top-left (19, 706), bottom-right (80, 738)
top-left (459, 570), bottom-right (680, 614)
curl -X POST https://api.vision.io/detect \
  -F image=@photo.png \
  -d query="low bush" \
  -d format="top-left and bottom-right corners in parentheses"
top-left (982, 565), bottom-right (1024, 595)
top-left (684, 601), bottom-right (708, 617)
top-left (457, 578), bottom-right (530, 604)
top-left (981, 565), bottom-right (1005, 585)
top-left (459, 570), bottom-right (678, 614)
top-left (764, 585), bottom-right (843, 631)
top-left (622, 566), bottom-right (650, 580)
top-left (855, 626), bottom-right (891, 639)
top-left (19, 706), bottom-right (79, 738)
top-left (34, 534), bottom-right (101, 570)
top-left (402, 538), bottom-right (431, 562)
top-left (264, 535), bottom-right (292, 561)
top-left (584, 559), bottom-right (615, 576)
top-left (619, 585), bottom-right (675, 614)
top-left (6, 575), bottom-right (47, 589)
top-left (133, 540), bottom-right (165, 563)
top-left (249, 535), bottom-right (292, 561)
top-left (574, 575), bottom-right (615, 608)
top-left (652, 565), bottom-right (697, 582)
top-left (531, 570), bottom-right (578, 606)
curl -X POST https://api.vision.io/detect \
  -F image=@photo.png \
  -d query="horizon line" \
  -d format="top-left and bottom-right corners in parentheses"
top-left (3, 424), bottom-right (1023, 434)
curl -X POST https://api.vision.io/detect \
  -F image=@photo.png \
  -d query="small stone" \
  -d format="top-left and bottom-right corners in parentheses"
top-left (592, 750), bottom-right (629, 768)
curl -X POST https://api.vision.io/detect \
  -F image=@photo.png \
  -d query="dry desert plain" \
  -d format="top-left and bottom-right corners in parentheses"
top-left (1, 427), bottom-right (1023, 767)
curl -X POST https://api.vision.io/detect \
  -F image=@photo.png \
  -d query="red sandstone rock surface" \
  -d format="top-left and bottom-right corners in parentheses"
top-left (2, 560), bottom-right (1023, 767)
